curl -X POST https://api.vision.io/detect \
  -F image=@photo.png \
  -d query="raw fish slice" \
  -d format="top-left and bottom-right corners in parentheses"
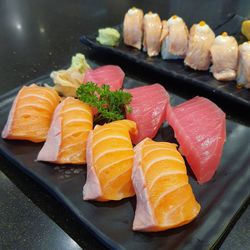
top-left (161, 15), bottom-right (189, 60)
top-left (2, 84), bottom-right (60, 142)
top-left (237, 41), bottom-right (250, 88)
top-left (184, 21), bottom-right (215, 70)
top-left (210, 32), bottom-right (238, 81)
top-left (123, 7), bottom-right (144, 50)
top-left (132, 138), bottom-right (200, 232)
top-left (143, 12), bottom-right (162, 57)
top-left (125, 84), bottom-right (170, 144)
top-left (166, 96), bottom-right (226, 184)
top-left (37, 97), bottom-right (93, 164)
top-left (83, 65), bottom-right (125, 90)
top-left (83, 120), bottom-right (137, 201)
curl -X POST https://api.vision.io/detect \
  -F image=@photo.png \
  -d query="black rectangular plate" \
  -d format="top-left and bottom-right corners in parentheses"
top-left (80, 15), bottom-right (250, 110)
top-left (0, 60), bottom-right (249, 250)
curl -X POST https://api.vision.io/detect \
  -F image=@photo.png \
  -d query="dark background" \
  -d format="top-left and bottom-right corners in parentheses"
top-left (0, 0), bottom-right (249, 249)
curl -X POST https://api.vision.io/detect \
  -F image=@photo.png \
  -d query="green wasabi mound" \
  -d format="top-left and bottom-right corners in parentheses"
top-left (96, 28), bottom-right (120, 46)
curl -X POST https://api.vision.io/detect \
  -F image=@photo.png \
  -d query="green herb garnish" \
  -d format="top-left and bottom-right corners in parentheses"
top-left (76, 82), bottom-right (132, 124)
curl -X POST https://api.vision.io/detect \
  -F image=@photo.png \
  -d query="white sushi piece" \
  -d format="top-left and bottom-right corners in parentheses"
top-left (210, 32), bottom-right (238, 81)
top-left (161, 15), bottom-right (189, 60)
top-left (123, 7), bottom-right (144, 50)
top-left (237, 41), bottom-right (250, 88)
top-left (143, 12), bottom-right (162, 57)
top-left (184, 21), bottom-right (215, 71)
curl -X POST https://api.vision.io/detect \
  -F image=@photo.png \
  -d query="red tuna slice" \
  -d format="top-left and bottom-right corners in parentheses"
top-left (166, 96), bottom-right (226, 184)
top-left (126, 84), bottom-right (170, 144)
top-left (83, 65), bottom-right (125, 90)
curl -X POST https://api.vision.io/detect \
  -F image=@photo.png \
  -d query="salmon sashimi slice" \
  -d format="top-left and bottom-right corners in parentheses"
top-left (237, 41), bottom-right (250, 88)
top-left (166, 96), bottom-right (226, 184)
top-left (143, 12), bottom-right (162, 57)
top-left (126, 84), bottom-right (170, 144)
top-left (132, 138), bottom-right (200, 232)
top-left (184, 21), bottom-right (215, 70)
top-left (161, 15), bottom-right (189, 60)
top-left (83, 65), bottom-right (125, 91)
top-left (37, 97), bottom-right (93, 164)
top-left (83, 119), bottom-right (137, 201)
top-left (1, 84), bottom-right (60, 142)
top-left (123, 7), bottom-right (144, 50)
top-left (210, 32), bottom-right (238, 81)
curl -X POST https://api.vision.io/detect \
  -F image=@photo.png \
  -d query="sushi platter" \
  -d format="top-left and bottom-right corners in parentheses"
top-left (0, 57), bottom-right (250, 249)
top-left (80, 14), bottom-right (250, 110)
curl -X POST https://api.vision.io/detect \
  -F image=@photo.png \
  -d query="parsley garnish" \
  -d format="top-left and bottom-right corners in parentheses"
top-left (76, 82), bottom-right (132, 124)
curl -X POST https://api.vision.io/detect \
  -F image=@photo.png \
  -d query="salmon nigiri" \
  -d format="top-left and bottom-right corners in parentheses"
top-left (2, 84), bottom-right (60, 142)
top-left (210, 32), bottom-right (238, 81)
top-left (83, 120), bottom-right (137, 201)
top-left (161, 15), bottom-right (189, 60)
top-left (132, 138), bottom-right (200, 232)
top-left (123, 7), bottom-right (144, 50)
top-left (37, 97), bottom-right (93, 164)
top-left (184, 21), bottom-right (215, 70)
top-left (143, 12), bottom-right (162, 57)
top-left (237, 41), bottom-right (250, 88)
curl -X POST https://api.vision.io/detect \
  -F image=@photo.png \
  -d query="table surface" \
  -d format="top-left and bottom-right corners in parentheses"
top-left (0, 0), bottom-right (249, 249)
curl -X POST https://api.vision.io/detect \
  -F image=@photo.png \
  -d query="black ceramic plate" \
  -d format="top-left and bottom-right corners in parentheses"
top-left (0, 60), bottom-right (250, 250)
top-left (80, 15), bottom-right (250, 110)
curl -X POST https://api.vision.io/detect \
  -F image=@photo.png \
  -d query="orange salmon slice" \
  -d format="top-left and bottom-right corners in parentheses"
top-left (132, 138), bottom-right (200, 232)
top-left (1, 84), bottom-right (60, 142)
top-left (83, 119), bottom-right (137, 201)
top-left (37, 97), bottom-right (93, 164)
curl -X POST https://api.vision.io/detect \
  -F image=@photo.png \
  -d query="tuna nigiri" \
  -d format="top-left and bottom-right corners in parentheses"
top-left (37, 97), bottom-right (93, 164)
top-left (132, 138), bottom-right (200, 232)
top-left (123, 7), bottom-right (144, 50)
top-left (126, 84), bottom-right (170, 144)
top-left (161, 15), bottom-right (189, 60)
top-left (210, 32), bottom-right (238, 81)
top-left (166, 96), bottom-right (226, 184)
top-left (184, 21), bottom-right (215, 71)
top-left (2, 84), bottom-right (60, 142)
top-left (83, 65), bottom-right (125, 91)
top-left (83, 120), bottom-right (137, 201)
top-left (237, 41), bottom-right (250, 88)
top-left (143, 12), bottom-right (162, 57)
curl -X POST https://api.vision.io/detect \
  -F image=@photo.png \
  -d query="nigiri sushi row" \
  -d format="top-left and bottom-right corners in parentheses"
top-left (123, 7), bottom-right (250, 88)
top-left (1, 64), bottom-right (226, 232)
